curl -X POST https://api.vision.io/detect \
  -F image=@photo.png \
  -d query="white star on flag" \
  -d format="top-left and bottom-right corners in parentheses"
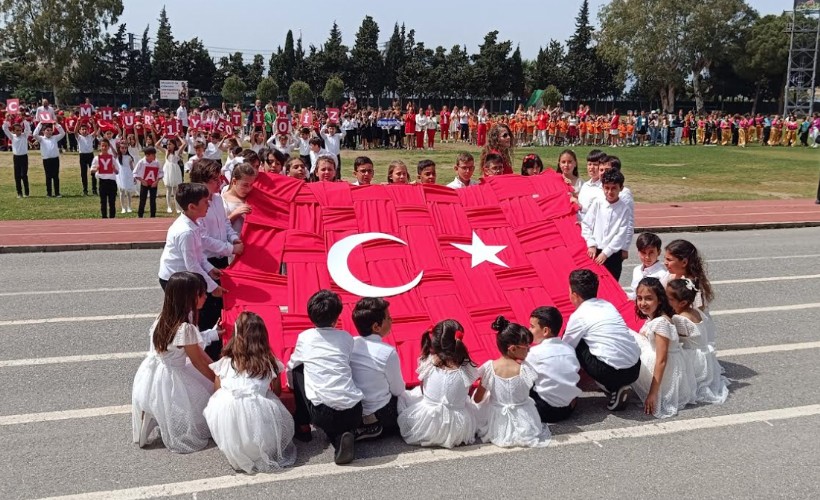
top-left (451, 231), bottom-right (509, 268)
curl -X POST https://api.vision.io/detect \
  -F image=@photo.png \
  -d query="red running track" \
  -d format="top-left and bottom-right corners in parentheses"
top-left (0, 199), bottom-right (818, 250)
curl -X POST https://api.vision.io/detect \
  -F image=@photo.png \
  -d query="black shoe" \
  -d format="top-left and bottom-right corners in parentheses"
top-left (294, 425), bottom-right (313, 443)
top-left (92, 190), bottom-right (98, 195)
top-left (607, 386), bottom-right (632, 411)
top-left (354, 422), bottom-right (383, 441)
top-left (334, 432), bottom-right (355, 465)
top-left (815, 199), bottom-right (820, 205)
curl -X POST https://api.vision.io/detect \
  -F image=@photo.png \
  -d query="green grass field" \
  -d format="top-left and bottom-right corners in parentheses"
top-left (0, 142), bottom-right (817, 220)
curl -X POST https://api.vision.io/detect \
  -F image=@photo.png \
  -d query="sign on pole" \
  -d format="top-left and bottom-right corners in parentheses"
top-left (159, 80), bottom-right (189, 100)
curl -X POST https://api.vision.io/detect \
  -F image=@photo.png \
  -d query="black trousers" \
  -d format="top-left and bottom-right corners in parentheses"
top-left (98, 179), bottom-right (117, 218)
top-left (12, 154), bottom-right (29, 196)
top-left (596, 249), bottom-right (624, 281)
top-left (138, 184), bottom-right (158, 217)
top-left (575, 339), bottom-right (641, 393)
top-left (67, 133), bottom-right (78, 152)
top-left (43, 157), bottom-right (60, 196)
top-left (460, 123), bottom-right (469, 141)
top-left (529, 389), bottom-right (576, 423)
top-left (763, 126), bottom-right (771, 144)
top-left (79, 152), bottom-right (96, 194)
top-left (373, 395), bottom-right (400, 434)
top-left (291, 365), bottom-right (363, 448)
top-left (335, 154), bottom-right (342, 180)
top-left (199, 256), bottom-right (228, 360)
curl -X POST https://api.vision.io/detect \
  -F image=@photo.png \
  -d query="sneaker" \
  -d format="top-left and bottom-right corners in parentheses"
top-left (294, 424), bottom-right (313, 443)
top-left (17, 194), bottom-right (21, 199)
top-left (138, 411), bottom-right (158, 448)
top-left (121, 208), bottom-right (126, 214)
top-left (126, 207), bottom-right (132, 213)
top-left (83, 191), bottom-right (88, 196)
top-left (166, 207), bottom-right (173, 213)
top-left (607, 385), bottom-right (633, 411)
top-left (92, 190), bottom-right (98, 195)
top-left (55, 194), bottom-right (62, 198)
top-left (23, 194), bottom-right (29, 198)
top-left (334, 432), bottom-right (355, 465)
top-left (354, 422), bottom-right (383, 441)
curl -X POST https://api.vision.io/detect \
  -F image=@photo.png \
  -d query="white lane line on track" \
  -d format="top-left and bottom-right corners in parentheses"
top-left (0, 287), bottom-right (156, 298)
top-left (710, 303), bottom-right (820, 316)
top-left (0, 314), bottom-right (156, 327)
top-left (0, 405), bottom-right (130, 426)
top-left (718, 341), bottom-right (820, 358)
top-left (711, 274), bottom-right (820, 285)
top-left (37, 404), bottom-right (820, 500)
top-left (707, 254), bottom-right (820, 263)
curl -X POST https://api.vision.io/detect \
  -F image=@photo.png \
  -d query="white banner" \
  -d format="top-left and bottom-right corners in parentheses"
top-left (159, 80), bottom-right (189, 100)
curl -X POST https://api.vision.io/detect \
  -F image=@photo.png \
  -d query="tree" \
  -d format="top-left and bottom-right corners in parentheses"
top-left (509, 46), bottom-right (525, 101)
top-left (268, 47), bottom-right (284, 90)
top-left (246, 54), bottom-right (265, 91)
top-left (564, 0), bottom-right (597, 101)
top-left (322, 75), bottom-right (345, 105)
top-left (444, 45), bottom-right (472, 100)
top-left (281, 30), bottom-right (297, 89)
top-left (228, 52), bottom-right (248, 80)
top-left (152, 6), bottom-right (178, 82)
top-left (289, 80), bottom-right (313, 109)
top-left (472, 31), bottom-right (512, 106)
top-left (176, 38), bottom-right (215, 93)
top-left (125, 26), bottom-right (153, 101)
top-left (383, 23), bottom-right (406, 95)
top-left (321, 22), bottom-right (349, 79)
top-left (256, 77), bottom-right (279, 103)
top-left (302, 45), bottom-right (324, 99)
top-left (0, 0), bottom-right (123, 104)
top-left (530, 40), bottom-right (566, 92)
top-left (221, 75), bottom-right (246, 104)
top-left (732, 13), bottom-right (789, 112)
top-left (542, 85), bottom-right (563, 109)
top-left (104, 24), bottom-right (130, 96)
top-left (349, 15), bottom-right (384, 100)
top-left (212, 56), bottom-right (230, 93)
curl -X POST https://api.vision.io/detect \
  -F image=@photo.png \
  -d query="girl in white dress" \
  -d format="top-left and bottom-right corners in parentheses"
top-left (115, 141), bottom-right (136, 213)
top-left (631, 277), bottom-right (697, 418)
top-left (204, 312), bottom-right (296, 473)
top-left (131, 272), bottom-right (216, 453)
top-left (667, 279), bottom-right (729, 404)
top-left (664, 239), bottom-right (714, 314)
top-left (161, 137), bottom-right (184, 213)
top-left (398, 319), bottom-right (481, 448)
top-left (222, 163), bottom-right (257, 237)
top-left (477, 316), bottom-right (551, 448)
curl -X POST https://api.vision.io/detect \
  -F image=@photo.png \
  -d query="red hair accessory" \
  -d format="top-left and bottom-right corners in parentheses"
top-left (426, 324), bottom-right (435, 335)
top-left (454, 330), bottom-right (465, 341)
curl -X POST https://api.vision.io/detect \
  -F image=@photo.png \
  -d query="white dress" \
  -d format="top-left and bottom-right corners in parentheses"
top-left (398, 358), bottom-right (480, 448)
top-left (163, 152), bottom-right (183, 188)
top-left (203, 357), bottom-right (296, 473)
top-left (477, 361), bottom-right (551, 448)
top-left (631, 316), bottom-right (697, 419)
top-left (116, 154), bottom-right (136, 193)
top-left (673, 312), bottom-right (729, 404)
top-left (131, 322), bottom-right (214, 453)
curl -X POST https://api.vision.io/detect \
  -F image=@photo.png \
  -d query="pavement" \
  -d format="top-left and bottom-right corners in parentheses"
top-left (1, 227), bottom-right (819, 499)
top-left (1, 199), bottom-right (819, 253)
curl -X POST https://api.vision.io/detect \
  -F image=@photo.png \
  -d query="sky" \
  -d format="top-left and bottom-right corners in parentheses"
top-left (115, 0), bottom-right (792, 61)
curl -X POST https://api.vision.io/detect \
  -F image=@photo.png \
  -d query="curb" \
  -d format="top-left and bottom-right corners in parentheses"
top-left (1, 221), bottom-right (819, 254)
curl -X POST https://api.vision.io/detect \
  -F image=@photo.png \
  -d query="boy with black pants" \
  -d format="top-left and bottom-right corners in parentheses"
top-left (562, 269), bottom-right (641, 411)
top-left (133, 147), bottom-right (162, 218)
top-left (287, 290), bottom-right (364, 465)
top-left (582, 169), bottom-right (632, 280)
top-left (2, 120), bottom-right (31, 197)
top-left (350, 297), bottom-right (405, 439)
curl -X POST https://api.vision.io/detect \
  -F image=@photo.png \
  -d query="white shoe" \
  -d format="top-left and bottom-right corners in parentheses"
top-left (121, 208), bottom-right (126, 214)
top-left (138, 411), bottom-right (158, 448)
top-left (166, 207), bottom-right (173, 213)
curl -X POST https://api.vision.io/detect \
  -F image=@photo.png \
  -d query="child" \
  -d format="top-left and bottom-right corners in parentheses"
top-left (398, 319), bottom-right (480, 449)
top-left (525, 306), bottom-right (582, 423)
top-left (667, 279), bottom-right (729, 403)
top-left (285, 156), bottom-right (308, 181)
top-left (312, 155), bottom-right (338, 182)
top-left (446, 152), bottom-right (478, 188)
top-left (482, 152), bottom-right (505, 178)
top-left (581, 169), bottom-right (632, 280)
top-left (351, 156), bottom-right (375, 186)
top-left (222, 162), bottom-right (256, 236)
top-left (631, 277), bottom-right (696, 418)
top-left (185, 141), bottom-right (206, 174)
top-left (520, 153), bottom-right (543, 177)
top-left (387, 160), bottom-right (410, 184)
top-left (577, 149), bottom-right (605, 218)
top-left (133, 146), bottom-right (163, 218)
top-left (75, 123), bottom-right (97, 196)
top-left (115, 142), bottom-right (136, 213)
top-left (350, 297), bottom-right (405, 439)
top-left (287, 290), bottom-right (364, 465)
top-left (416, 159), bottom-right (437, 184)
top-left (320, 122), bottom-right (345, 180)
top-left (33, 122), bottom-right (66, 197)
top-left (2, 119), bottom-right (31, 198)
top-left (307, 137), bottom-right (330, 175)
top-left (161, 137), bottom-right (184, 213)
top-left (204, 311), bottom-right (296, 472)
top-left (556, 149), bottom-right (583, 195)
top-left (89, 139), bottom-right (120, 219)
top-left (296, 127), bottom-right (313, 166)
top-left (131, 271), bottom-right (217, 452)
top-left (562, 269), bottom-right (641, 411)
top-left (478, 316), bottom-right (551, 448)
top-left (629, 232), bottom-right (670, 299)
top-left (664, 239), bottom-right (714, 311)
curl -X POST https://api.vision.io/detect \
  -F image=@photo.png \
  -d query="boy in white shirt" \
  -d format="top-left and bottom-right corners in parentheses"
top-left (577, 149), bottom-right (605, 218)
top-left (562, 269), bottom-right (641, 411)
top-left (582, 169), bottom-right (632, 280)
top-left (350, 297), bottom-right (405, 440)
top-left (287, 290), bottom-right (364, 465)
top-left (320, 122), bottom-right (345, 179)
top-left (33, 122), bottom-right (66, 197)
top-left (2, 119), bottom-right (31, 197)
top-left (308, 137), bottom-right (331, 175)
top-left (296, 127), bottom-right (313, 166)
top-left (598, 155), bottom-right (634, 259)
top-left (132, 146), bottom-right (163, 218)
top-left (446, 152), bottom-right (479, 189)
top-left (628, 232), bottom-right (669, 300)
top-left (525, 306), bottom-right (582, 423)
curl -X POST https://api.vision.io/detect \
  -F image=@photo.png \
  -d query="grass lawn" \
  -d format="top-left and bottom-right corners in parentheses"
top-left (0, 142), bottom-right (817, 220)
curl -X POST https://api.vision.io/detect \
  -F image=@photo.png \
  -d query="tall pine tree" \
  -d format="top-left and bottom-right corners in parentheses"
top-left (564, 0), bottom-right (596, 101)
top-left (383, 23), bottom-right (406, 96)
top-left (349, 16), bottom-right (383, 100)
top-left (152, 7), bottom-right (178, 82)
top-left (321, 22), bottom-right (349, 79)
top-left (282, 30), bottom-right (296, 89)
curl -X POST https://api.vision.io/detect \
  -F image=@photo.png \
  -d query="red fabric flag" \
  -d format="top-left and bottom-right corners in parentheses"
top-left (221, 171), bottom-right (642, 384)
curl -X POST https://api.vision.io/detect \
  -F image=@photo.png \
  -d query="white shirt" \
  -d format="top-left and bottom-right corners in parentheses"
top-left (33, 124), bottom-right (65, 159)
top-left (562, 298), bottom-right (641, 369)
top-left (309, 148), bottom-right (332, 174)
top-left (204, 141), bottom-right (223, 161)
top-left (76, 133), bottom-right (95, 154)
top-left (446, 178), bottom-right (479, 189)
top-left (628, 261), bottom-right (669, 300)
top-left (525, 337), bottom-right (582, 407)
top-left (296, 136), bottom-right (311, 156)
top-left (90, 154), bottom-right (120, 181)
top-left (319, 128), bottom-right (345, 155)
top-left (221, 156), bottom-right (242, 184)
top-left (350, 335), bottom-right (405, 415)
top-left (581, 197), bottom-right (633, 257)
top-left (415, 113), bottom-right (428, 132)
top-left (597, 185), bottom-right (634, 247)
top-left (35, 105), bottom-right (56, 121)
top-left (2, 121), bottom-right (31, 155)
top-left (577, 178), bottom-right (601, 218)
top-left (176, 106), bottom-right (189, 127)
top-left (286, 327), bottom-right (363, 410)
top-left (198, 193), bottom-right (239, 259)
top-left (158, 214), bottom-right (218, 292)
top-left (132, 158), bottom-right (163, 185)
top-left (184, 154), bottom-right (203, 173)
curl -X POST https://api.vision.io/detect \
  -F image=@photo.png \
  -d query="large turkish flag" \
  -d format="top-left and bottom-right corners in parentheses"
top-left (222, 172), bottom-right (641, 383)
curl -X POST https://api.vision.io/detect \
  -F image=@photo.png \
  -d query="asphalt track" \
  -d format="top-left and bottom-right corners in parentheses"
top-left (0, 227), bottom-right (819, 499)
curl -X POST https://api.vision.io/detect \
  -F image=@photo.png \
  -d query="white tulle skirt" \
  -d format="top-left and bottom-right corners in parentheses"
top-left (478, 401), bottom-right (551, 448)
top-left (683, 347), bottom-right (729, 404)
top-left (398, 387), bottom-right (480, 449)
top-left (631, 333), bottom-right (697, 419)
